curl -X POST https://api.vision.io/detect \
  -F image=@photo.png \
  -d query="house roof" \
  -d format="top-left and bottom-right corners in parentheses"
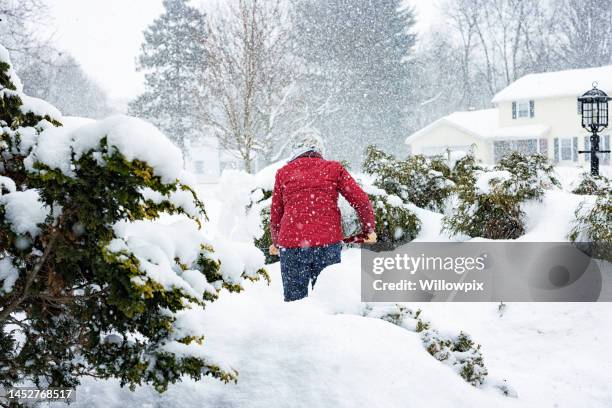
top-left (492, 65), bottom-right (612, 103)
top-left (490, 124), bottom-right (550, 139)
top-left (405, 108), bottom-right (551, 145)
top-left (405, 109), bottom-right (498, 144)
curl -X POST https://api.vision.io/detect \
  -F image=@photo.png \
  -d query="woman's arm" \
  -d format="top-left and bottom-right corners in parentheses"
top-left (337, 166), bottom-right (376, 234)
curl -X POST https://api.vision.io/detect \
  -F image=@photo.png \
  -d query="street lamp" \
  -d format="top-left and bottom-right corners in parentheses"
top-left (578, 82), bottom-right (611, 176)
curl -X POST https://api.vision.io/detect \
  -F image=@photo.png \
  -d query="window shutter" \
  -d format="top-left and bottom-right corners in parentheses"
top-left (572, 137), bottom-right (578, 161)
top-left (577, 100), bottom-right (582, 115)
top-left (584, 136), bottom-right (590, 161)
top-left (529, 100), bottom-right (535, 117)
top-left (604, 134), bottom-right (610, 165)
top-left (512, 102), bottom-right (517, 119)
top-left (553, 138), bottom-right (559, 163)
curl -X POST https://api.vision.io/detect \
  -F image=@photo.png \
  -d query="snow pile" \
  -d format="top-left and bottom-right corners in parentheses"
top-left (214, 170), bottom-right (261, 241)
top-left (475, 170), bottom-right (512, 194)
top-left (26, 115), bottom-right (184, 183)
top-left (213, 160), bottom-right (289, 243)
top-left (0, 189), bottom-right (49, 238)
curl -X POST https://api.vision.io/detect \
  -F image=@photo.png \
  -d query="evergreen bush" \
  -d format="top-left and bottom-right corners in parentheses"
top-left (572, 172), bottom-right (611, 196)
top-left (568, 194), bottom-right (611, 261)
top-left (0, 45), bottom-right (266, 394)
top-left (363, 145), bottom-right (454, 212)
top-left (495, 152), bottom-right (560, 201)
top-left (341, 185), bottom-right (421, 245)
top-left (443, 152), bottom-right (559, 239)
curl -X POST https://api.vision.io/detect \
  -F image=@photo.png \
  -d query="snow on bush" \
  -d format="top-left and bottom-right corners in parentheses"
top-left (494, 152), bottom-right (560, 201)
top-left (365, 304), bottom-right (488, 387)
top-left (571, 172), bottom-right (611, 196)
top-left (363, 145), bottom-right (454, 212)
top-left (342, 181), bottom-right (421, 244)
top-left (0, 45), bottom-right (266, 393)
top-left (568, 194), bottom-right (611, 261)
top-left (443, 153), bottom-right (559, 240)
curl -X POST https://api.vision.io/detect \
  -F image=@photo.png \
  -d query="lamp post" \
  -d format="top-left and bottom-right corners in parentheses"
top-left (577, 82), bottom-right (611, 176)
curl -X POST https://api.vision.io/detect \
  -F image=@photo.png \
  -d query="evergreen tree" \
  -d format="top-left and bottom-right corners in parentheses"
top-left (291, 0), bottom-right (417, 166)
top-left (129, 0), bottom-right (207, 152)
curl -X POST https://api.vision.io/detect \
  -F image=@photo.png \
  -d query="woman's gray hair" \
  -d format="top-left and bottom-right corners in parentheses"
top-left (290, 128), bottom-right (325, 160)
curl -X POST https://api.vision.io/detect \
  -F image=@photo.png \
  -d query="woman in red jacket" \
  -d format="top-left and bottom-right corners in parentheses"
top-left (269, 131), bottom-right (377, 301)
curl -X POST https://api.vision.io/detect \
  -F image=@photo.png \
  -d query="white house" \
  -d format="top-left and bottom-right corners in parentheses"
top-left (405, 65), bottom-right (612, 166)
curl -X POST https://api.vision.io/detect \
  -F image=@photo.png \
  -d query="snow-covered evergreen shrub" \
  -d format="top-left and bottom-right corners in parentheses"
top-left (365, 304), bottom-right (488, 387)
top-left (443, 152), bottom-right (559, 239)
top-left (0, 46), bottom-right (267, 393)
top-left (341, 184), bottom-right (421, 244)
top-left (572, 172), bottom-right (611, 196)
top-left (420, 330), bottom-right (488, 387)
top-left (249, 188), bottom-right (277, 264)
top-left (568, 195), bottom-right (611, 261)
top-left (448, 154), bottom-right (481, 186)
top-left (495, 152), bottom-right (560, 201)
top-left (363, 145), bottom-right (454, 212)
top-left (443, 171), bottom-right (525, 239)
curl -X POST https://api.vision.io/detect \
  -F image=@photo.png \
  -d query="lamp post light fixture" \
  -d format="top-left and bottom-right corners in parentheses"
top-left (578, 82), bottom-right (611, 176)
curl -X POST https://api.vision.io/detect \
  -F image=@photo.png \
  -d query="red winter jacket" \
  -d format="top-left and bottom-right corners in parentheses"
top-left (270, 154), bottom-right (375, 248)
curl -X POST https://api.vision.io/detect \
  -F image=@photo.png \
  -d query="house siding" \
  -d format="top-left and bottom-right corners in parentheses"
top-left (498, 96), bottom-right (607, 165)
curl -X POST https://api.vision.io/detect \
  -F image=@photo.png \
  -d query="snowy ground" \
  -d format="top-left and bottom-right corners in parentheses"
top-left (56, 165), bottom-right (612, 408)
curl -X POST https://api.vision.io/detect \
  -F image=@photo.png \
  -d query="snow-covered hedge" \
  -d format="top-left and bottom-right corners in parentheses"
top-left (363, 146), bottom-right (454, 212)
top-left (443, 153), bottom-right (560, 239)
top-left (0, 45), bottom-right (266, 393)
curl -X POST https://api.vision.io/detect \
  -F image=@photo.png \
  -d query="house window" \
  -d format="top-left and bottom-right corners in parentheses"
top-left (553, 137), bottom-right (580, 162)
top-left (517, 101), bottom-right (530, 118)
top-left (194, 160), bottom-right (205, 174)
top-left (560, 138), bottom-right (572, 161)
top-left (512, 100), bottom-right (534, 119)
top-left (493, 139), bottom-right (539, 163)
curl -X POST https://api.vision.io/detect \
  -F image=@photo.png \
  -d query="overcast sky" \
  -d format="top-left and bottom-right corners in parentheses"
top-left (43, 0), bottom-right (439, 106)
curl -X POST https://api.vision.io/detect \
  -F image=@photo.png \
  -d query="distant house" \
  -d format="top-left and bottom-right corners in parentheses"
top-left (405, 65), bottom-right (612, 166)
top-left (184, 137), bottom-right (243, 183)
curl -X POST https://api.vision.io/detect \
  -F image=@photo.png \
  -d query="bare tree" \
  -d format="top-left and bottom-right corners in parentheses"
top-left (0, 0), bottom-right (53, 62)
top-left (553, 0), bottom-right (612, 68)
top-left (199, 0), bottom-right (313, 172)
top-left (434, 0), bottom-right (556, 111)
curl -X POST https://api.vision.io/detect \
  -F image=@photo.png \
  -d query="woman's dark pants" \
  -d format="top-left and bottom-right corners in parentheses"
top-left (279, 243), bottom-right (342, 302)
